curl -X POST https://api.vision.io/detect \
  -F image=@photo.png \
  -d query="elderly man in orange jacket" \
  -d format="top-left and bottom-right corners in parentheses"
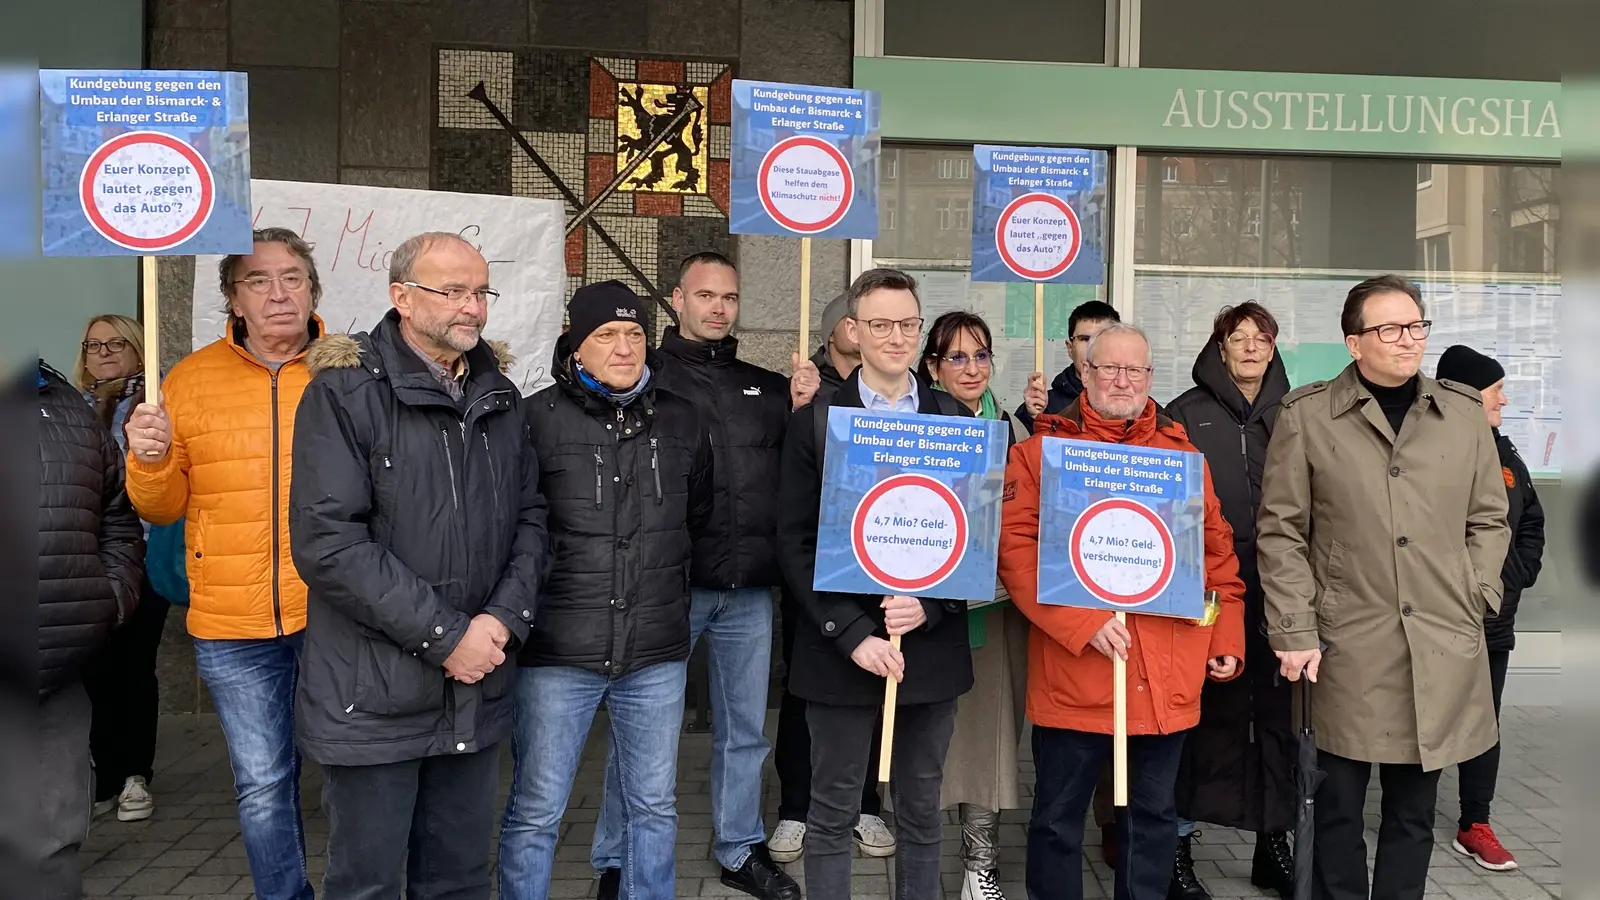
top-left (998, 322), bottom-right (1247, 900)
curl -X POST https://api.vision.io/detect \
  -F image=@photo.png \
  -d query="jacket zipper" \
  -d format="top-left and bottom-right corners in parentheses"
top-left (269, 371), bottom-right (284, 637)
top-left (593, 447), bottom-right (604, 508)
top-left (440, 429), bottom-right (460, 510)
top-left (650, 438), bottom-right (662, 504)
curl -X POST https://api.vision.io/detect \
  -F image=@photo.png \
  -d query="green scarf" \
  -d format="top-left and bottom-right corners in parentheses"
top-left (933, 383), bottom-right (1000, 420)
top-left (932, 381), bottom-right (1005, 647)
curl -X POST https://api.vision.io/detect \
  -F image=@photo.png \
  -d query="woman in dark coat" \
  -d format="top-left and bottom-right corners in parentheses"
top-left (1165, 302), bottom-right (1295, 900)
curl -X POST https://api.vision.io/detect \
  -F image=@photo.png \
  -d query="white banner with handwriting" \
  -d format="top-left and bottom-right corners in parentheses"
top-left (191, 179), bottom-right (565, 394)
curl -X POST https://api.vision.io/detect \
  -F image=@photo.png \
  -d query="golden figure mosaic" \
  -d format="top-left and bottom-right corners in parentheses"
top-left (615, 83), bottom-right (709, 194)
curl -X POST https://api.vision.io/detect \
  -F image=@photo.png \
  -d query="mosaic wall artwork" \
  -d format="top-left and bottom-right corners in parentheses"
top-left (434, 48), bottom-right (737, 337)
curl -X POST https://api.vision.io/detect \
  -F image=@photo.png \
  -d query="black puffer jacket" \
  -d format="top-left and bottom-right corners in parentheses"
top-left (777, 368), bottom-right (975, 707)
top-left (1489, 431), bottom-right (1544, 651)
top-left (289, 311), bottom-right (549, 766)
top-left (519, 334), bottom-right (714, 676)
top-left (38, 363), bottom-right (143, 698)
top-left (1167, 344), bottom-right (1293, 834)
top-left (655, 327), bottom-right (790, 590)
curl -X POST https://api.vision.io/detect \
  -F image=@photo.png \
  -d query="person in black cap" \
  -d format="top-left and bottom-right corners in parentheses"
top-left (498, 280), bottom-right (714, 900)
top-left (1434, 345), bottom-right (1545, 873)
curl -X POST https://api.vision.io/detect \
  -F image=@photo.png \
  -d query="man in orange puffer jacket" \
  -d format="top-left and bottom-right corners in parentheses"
top-left (123, 227), bottom-right (323, 900)
top-left (998, 322), bottom-right (1247, 900)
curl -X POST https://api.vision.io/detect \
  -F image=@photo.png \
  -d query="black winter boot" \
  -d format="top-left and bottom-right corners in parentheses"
top-left (1251, 832), bottom-right (1294, 900)
top-left (1168, 832), bottom-right (1212, 900)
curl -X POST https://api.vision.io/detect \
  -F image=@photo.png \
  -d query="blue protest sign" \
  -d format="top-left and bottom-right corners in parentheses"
top-left (1036, 437), bottom-right (1206, 618)
top-left (815, 407), bottom-right (1008, 603)
top-left (39, 69), bottom-right (252, 256)
top-left (970, 145), bottom-right (1107, 285)
top-left (730, 79), bottom-right (879, 240)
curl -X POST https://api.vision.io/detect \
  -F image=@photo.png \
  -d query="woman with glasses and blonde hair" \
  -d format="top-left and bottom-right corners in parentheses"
top-left (75, 313), bottom-right (173, 823)
top-left (1165, 302), bottom-right (1295, 900)
top-left (121, 227), bottom-right (324, 900)
top-left (917, 310), bottom-right (1046, 900)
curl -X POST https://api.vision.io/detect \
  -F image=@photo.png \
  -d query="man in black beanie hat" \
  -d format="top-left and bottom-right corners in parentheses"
top-left (498, 280), bottom-right (715, 900)
top-left (1435, 345), bottom-right (1545, 873)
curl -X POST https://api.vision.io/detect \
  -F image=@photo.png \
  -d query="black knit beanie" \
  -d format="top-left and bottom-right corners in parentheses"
top-left (1435, 345), bottom-right (1505, 390)
top-left (567, 280), bottom-right (645, 348)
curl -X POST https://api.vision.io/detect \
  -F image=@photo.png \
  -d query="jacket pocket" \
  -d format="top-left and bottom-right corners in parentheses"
top-left (370, 453), bottom-right (400, 543)
top-left (480, 658), bottom-right (516, 701)
top-left (1315, 540), bottom-right (1347, 626)
top-left (354, 635), bottom-right (446, 717)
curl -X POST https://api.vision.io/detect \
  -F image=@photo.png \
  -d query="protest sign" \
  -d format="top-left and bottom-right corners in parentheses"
top-left (192, 179), bottom-right (566, 395)
top-left (730, 79), bottom-right (880, 241)
top-left (1036, 437), bottom-right (1207, 618)
top-left (970, 145), bottom-right (1108, 285)
top-left (40, 69), bottom-right (252, 257)
top-left (814, 407), bottom-right (1009, 602)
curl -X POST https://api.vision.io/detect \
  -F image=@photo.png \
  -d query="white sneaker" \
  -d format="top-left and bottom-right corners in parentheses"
top-left (962, 869), bottom-right (1009, 900)
top-left (768, 819), bottom-right (806, 863)
top-left (853, 814), bottom-right (896, 857)
top-left (116, 776), bottom-right (153, 822)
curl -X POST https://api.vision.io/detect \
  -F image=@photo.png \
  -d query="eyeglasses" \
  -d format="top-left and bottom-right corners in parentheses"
top-left (404, 281), bottom-right (501, 305)
top-left (855, 317), bottom-right (924, 339)
top-left (1225, 332), bottom-right (1275, 349)
top-left (939, 349), bottom-right (993, 369)
top-left (1086, 363), bottom-right (1154, 383)
top-left (82, 339), bottom-right (130, 355)
top-left (233, 273), bottom-right (309, 294)
top-left (1356, 320), bottom-right (1432, 343)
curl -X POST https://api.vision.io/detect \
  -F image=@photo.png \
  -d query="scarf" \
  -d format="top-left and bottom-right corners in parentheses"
top-left (933, 382), bottom-right (1000, 420)
top-left (575, 359), bottom-right (652, 407)
top-left (86, 374), bottom-right (145, 431)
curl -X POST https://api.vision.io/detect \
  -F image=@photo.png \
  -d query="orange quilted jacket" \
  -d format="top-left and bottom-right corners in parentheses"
top-left (126, 318), bottom-right (322, 639)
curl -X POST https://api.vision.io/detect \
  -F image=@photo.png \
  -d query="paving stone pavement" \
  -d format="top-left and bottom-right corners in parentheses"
top-left (81, 705), bottom-right (1560, 899)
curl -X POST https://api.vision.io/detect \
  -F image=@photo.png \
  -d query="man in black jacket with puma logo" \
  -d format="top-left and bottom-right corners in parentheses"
top-left (588, 253), bottom-right (803, 900)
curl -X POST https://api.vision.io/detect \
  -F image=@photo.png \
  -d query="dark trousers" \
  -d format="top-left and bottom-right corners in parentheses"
top-left (773, 592), bottom-right (881, 822)
top-left (1028, 726), bottom-right (1186, 900)
top-left (804, 699), bottom-right (957, 900)
top-left (84, 580), bottom-right (170, 801)
top-left (38, 681), bottom-right (93, 900)
top-left (1457, 649), bottom-right (1511, 829)
top-left (321, 746), bottom-right (501, 900)
top-left (1313, 751), bottom-right (1441, 900)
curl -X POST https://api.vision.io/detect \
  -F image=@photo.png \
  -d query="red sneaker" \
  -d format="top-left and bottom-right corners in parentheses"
top-left (1453, 823), bottom-right (1518, 871)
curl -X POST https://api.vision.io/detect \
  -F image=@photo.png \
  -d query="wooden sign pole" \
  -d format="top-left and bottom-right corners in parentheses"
top-left (1034, 282), bottom-right (1046, 375)
top-left (142, 256), bottom-right (160, 404)
top-left (797, 237), bottom-right (812, 358)
top-left (1113, 610), bottom-right (1128, 805)
top-left (878, 633), bottom-right (902, 784)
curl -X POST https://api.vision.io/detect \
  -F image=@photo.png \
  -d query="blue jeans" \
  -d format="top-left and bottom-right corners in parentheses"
top-left (593, 588), bottom-right (773, 872)
top-left (1177, 818), bottom-right (1197, 837)
top-left (1028, 726), bottom-right (1186, 900)
top-left (192, 634), bottom-right (311, 900)
top-left (499, 660), bottom-right (689, 900)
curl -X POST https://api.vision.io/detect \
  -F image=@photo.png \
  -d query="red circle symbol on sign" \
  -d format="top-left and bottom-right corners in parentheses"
top-left (850, 473), bottom-right (968, 593)
top-left (79, 131), bottom-right (216, 252)
top-left (757, 135), bottom-right (854, 234)
top-left (1068, 497), bottom-right (1175, 607)
top-left (995, 191), bottom-right (1082, 281)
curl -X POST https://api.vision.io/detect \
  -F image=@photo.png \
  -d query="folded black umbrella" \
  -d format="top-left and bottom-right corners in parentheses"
top-left (1293, 669), bottom-right (1324, 900)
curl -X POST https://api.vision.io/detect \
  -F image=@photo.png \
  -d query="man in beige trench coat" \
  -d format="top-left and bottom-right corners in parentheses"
top-left (1257, 274), bottom-right (1511, 900)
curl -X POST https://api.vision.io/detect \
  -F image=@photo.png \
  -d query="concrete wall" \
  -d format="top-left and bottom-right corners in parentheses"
top-left (147, 0), bottom-right (854, 712)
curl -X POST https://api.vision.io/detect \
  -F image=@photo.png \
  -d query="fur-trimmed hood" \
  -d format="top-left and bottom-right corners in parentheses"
top-left (306, 332), bottom-right (515, 379)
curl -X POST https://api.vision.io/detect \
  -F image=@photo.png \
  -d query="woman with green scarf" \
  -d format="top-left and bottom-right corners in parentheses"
top-left (917, 311), bottom-right (1047, 900)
